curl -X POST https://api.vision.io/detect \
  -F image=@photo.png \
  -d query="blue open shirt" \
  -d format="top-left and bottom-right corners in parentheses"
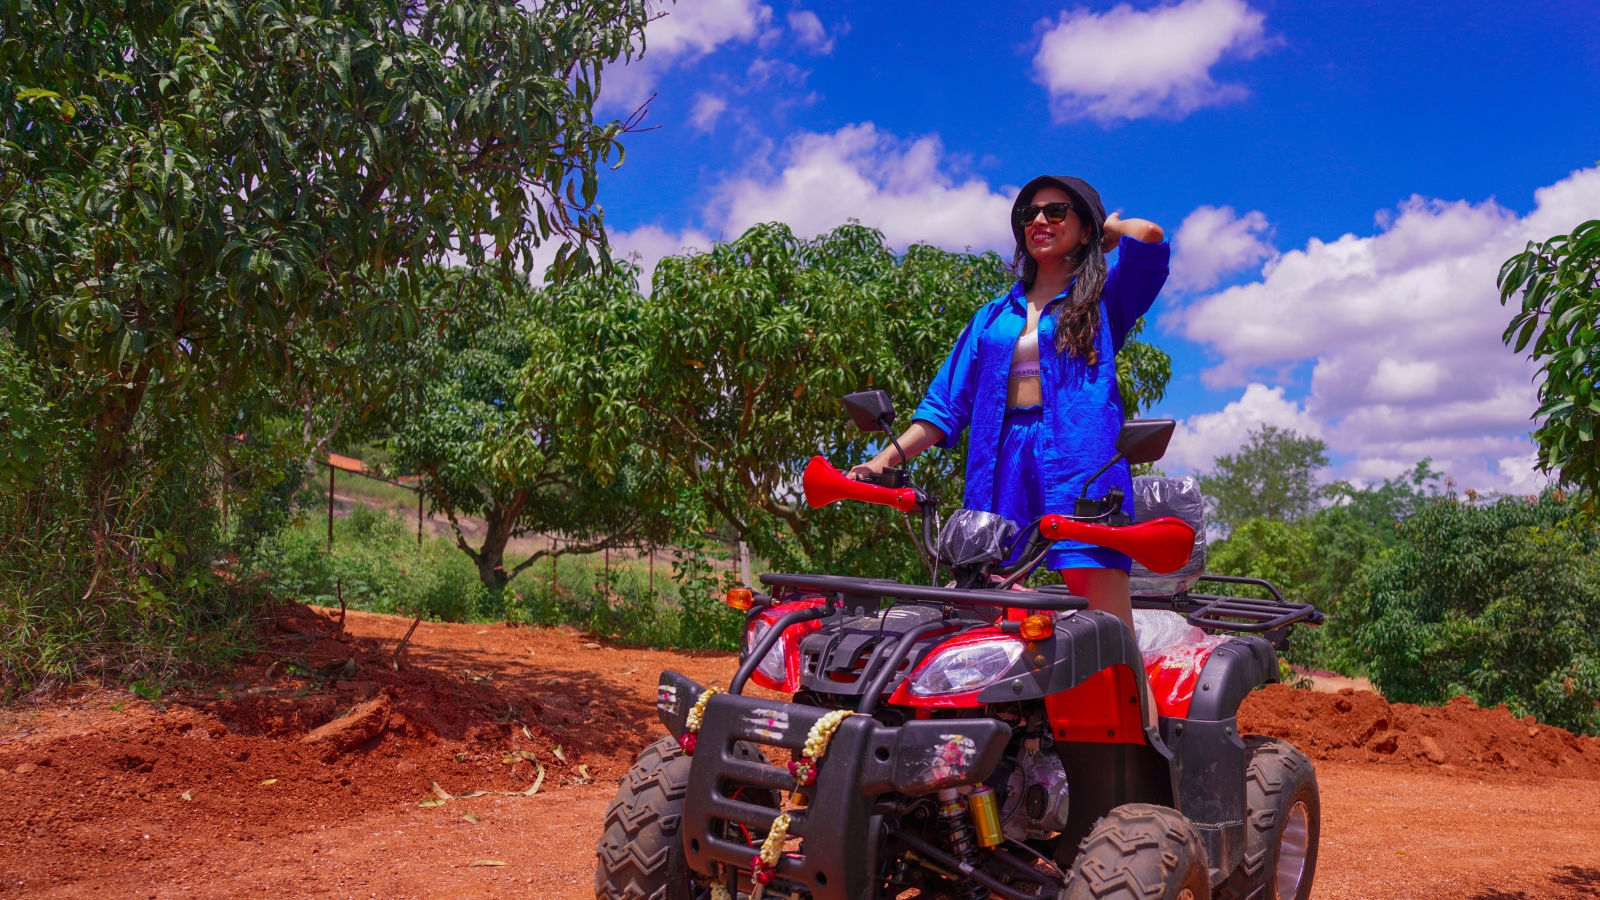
top-left (912, 236), bottom-right (1171, 546)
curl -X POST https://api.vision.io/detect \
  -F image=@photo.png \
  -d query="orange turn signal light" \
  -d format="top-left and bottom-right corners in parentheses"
top-left (1019, 614), bottom-right (1054, 641)
top-left (725, 588), bottom-right (755, 610)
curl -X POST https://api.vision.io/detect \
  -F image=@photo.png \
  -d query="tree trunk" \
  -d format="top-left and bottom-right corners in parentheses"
top-left (474, 506), bottom-right (515, 591)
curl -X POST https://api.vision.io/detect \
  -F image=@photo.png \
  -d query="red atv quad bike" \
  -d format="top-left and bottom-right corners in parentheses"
top-left (596, 391), bottom-right (1324, 900)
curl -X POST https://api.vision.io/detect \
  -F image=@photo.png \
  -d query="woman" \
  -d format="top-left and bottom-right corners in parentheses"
top-left (850, 175), bottom-right (1167, 632)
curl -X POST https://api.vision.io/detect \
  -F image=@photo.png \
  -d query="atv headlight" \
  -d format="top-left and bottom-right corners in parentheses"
top-left (744, 617), bottom-right (787, 684)
top-left (908, 638), bottom-right (1024, 697)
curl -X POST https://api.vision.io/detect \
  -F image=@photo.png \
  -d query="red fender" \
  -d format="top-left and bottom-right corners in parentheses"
top-left (1039, 515), bottom-right (1195, 574)
top-left (803, 456), bottom-right (919, 513)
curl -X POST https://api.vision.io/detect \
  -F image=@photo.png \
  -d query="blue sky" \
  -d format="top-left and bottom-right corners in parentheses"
top-left (577, 0), bottom-right (1600, 492)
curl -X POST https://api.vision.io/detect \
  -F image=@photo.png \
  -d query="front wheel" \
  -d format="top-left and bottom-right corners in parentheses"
top-left (594, 735), bottom-right (775, 900)
top-left (1066, 803), bottom-right (1211, 900)
top-left (1215, 737), bottom-right (1319, 900)
top-left (595, 735), bottom-right (696, 900)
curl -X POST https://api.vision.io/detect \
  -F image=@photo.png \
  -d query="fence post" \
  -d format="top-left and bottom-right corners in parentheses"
top-left (326, 463), bottom-right (335, 549)
top-left (648, 547), bottom-right (654, 594)
top-left (416, 488), bottom-right (423, 547)
top-left (739, 539), bottom-right (752, 589)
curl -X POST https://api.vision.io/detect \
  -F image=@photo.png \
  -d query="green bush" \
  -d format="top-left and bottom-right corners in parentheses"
top-left (253, 505), bottom-right (747, 651)
top-left (1, 343), bottom-right (256, 697)
top-left (1350, 493), bottom-right (1600, 735)
top-left (1207, 509), bottom-right (1384, 674)
top-left (254, 505), bottom-right (491, 623)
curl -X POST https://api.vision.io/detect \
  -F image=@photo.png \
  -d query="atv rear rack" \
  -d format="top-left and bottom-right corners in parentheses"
top-left (760, 572), bottom-right (1322, 635)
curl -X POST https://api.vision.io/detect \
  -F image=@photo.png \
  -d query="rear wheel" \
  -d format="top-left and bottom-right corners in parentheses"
top-left (1065, 803), bottom-right (1211, 900)
top-left (595, 735), bottom-right (774, 900)
top-left (1215, 737), bottom-right (1319, 900)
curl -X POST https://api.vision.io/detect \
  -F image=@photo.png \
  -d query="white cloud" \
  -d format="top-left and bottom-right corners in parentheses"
top-left (602, 0), bottom-right (773, 110)
top-left (610, 224), bottom-right (714, 292)
top-left (1032, 0), bottom-right (1268, 123)
top-left (1169, 204), bottom-right (1275, 291)
top-left (787, 9), bottom-right (834, 54)
top-left (710, 123), bottom-right (1013, 251)
top-left (690, 93), bottom-right (728, 131)
top-left (1164, 166), bottom-right (1600, 493)
top-left (1163, 383), bottom-right (1324, 474)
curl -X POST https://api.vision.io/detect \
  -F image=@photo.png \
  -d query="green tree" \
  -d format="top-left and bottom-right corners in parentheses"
top-left (1350, 493), bottom-right (1600, 735)
top-left (525, 222), bottom-right (1173, 583)
top-left (1199, 425), bottom-right (1330, 533)
top-left (1, 0), bottom-right (647, 483)
top-left (1499, 217), bottom-right (1600, 502)
top-left (0, 0), bottom-right (648, 686)
top-left (391, 271), bottom-right (683, 591)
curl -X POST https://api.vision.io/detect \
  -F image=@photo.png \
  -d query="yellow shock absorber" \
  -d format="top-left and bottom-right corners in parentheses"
top-left (967, 786), bottom-right (1003, 849)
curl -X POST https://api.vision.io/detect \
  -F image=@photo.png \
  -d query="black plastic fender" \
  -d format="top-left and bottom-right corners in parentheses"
top-left (1160, 633), bottom-right (1280, 883)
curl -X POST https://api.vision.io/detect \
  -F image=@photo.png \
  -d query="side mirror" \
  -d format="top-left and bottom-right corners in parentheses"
top-left (842, 390), bottom-right (895, 433)
top-left (1116, 419), bottom-right (1175, 466)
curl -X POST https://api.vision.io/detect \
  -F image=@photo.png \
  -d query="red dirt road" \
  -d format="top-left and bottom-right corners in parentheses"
top-left (2, 606), bottom-right (1597, 900)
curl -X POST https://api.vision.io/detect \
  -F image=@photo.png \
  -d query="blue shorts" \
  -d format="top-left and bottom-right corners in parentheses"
top-left (994, 406), bottom-right (1132, 572)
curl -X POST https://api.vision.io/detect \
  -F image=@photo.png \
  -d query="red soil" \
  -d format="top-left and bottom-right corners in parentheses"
top-left (1, 603), bottom-right (1596, 899)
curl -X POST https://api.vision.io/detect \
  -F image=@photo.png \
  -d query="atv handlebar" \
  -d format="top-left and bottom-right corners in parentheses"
top-left (1038, 514), bottom-right (1196, 575)
top-left (804, 456), bottom-right (921, 513)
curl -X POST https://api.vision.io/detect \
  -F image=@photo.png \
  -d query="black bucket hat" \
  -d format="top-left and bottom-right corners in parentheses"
top-left (1010, 175), bottom-right (1106, 250)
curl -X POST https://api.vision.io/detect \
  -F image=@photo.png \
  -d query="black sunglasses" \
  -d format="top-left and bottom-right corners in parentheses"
top-left (1015, 201), bottom-right (1075, 226)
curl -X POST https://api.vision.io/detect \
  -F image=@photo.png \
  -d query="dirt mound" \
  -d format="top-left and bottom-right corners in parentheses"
top-left (1240, 683), bottom-right (1600, 777)
top-left (0, 602), bottom-right (705, 896)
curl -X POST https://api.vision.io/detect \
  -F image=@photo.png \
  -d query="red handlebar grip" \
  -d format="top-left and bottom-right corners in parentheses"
top-left (803, 456), bottom-right (920, 513)
top-left (1038, 514), bottom-right (1196, 574)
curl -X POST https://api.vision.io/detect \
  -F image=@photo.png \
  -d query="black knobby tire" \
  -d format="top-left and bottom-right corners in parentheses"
top-left (1215, 737), bottom-right (1319, 900)
top-left (594, 734), bottom-right (773, 900)
top-left (1066, 803), bottom-right (1211, 900)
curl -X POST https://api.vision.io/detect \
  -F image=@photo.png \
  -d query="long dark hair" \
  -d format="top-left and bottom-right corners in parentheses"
top-left (1012, 228), bottom-right (1108, 363)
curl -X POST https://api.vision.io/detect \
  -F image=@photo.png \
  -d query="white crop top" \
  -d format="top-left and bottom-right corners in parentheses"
top-left (1008, 327), bottom-right (1040, 380)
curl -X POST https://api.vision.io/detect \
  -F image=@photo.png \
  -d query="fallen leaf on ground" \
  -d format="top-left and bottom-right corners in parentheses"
top-left (552, 745), bottom-right (567, 764)
top-left (525, 764), bottom-right (546, 796)
top-left (521, 725), bottom-right (534, 740)
top-left (181, 791), bottom-right (193, 801)
top-left (469, 860), bottom-right (507, 867)
top-left (418, 798), bottom-right (446, 808)
top-left (572, 764), bottom-right (594, 785)
top-left (430, 780), bottom-right (452, 800)
top-left (260, 779), bottom-right (277, 786)
top-left (462, 811), bottom-right (481, 824)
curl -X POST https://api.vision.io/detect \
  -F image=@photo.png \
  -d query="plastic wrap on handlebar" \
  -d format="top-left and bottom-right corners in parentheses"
top-left (803, 456), bottom-right (919, 513)
top-left (1039, 515), bottom-right (1196, 574)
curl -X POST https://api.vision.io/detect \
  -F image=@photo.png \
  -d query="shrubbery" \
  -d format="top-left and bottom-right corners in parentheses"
top-left (0, 343), bottom-right (257, 697)
top-left (1210, 488), bottom-right (1600, 735)
top-left (1350, 493), bottom-right (1600, 735)
top-left (254, 505), bottom-right (745, 653)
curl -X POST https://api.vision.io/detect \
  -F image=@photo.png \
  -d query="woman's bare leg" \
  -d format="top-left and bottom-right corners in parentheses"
top-left (1060, 568), bottom-right (1133, 634)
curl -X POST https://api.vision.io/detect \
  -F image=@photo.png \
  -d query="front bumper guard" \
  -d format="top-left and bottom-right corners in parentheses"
top-left (657, 670), bottom-right (1011, 900)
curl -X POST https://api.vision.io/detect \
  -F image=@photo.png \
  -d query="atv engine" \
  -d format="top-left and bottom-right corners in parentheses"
top-left (1001, 738), bottom-right (1070, 841)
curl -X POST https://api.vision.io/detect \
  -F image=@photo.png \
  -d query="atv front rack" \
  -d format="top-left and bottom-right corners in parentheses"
top-left (760, 571), bottom-right (1322, 635)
